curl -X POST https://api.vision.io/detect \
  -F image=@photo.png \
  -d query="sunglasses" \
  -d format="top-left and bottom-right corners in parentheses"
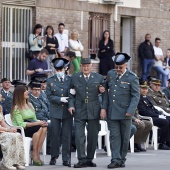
top-left (115, 66), bottom-right (124, 70)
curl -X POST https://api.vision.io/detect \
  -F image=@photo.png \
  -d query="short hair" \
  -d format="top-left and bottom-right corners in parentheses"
top-left (40, 48), bottom-right (49, 55)
top-left (45, 25), bottom-right (54, 36)
top-left (66, 51), bottom-right (76, 58)
top-left (33, 24), bottom-right (42, 34)
top-left (167, 49), bottom-right (170, 51)
top-left (145, 34), bottom-right (151, 38)
top-left (58, 23), bottom-right (65, 27)
top-left (155, 37), bottom-right (161, 42)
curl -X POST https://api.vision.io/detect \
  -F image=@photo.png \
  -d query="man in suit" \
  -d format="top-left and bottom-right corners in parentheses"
top-left (138, 79), bottom-right (170, 150)
top-left (147, 78), bottom-right (170, 114)
top-left (46, 58), bottom-right (73, 166)
top-left (68, 58), bottom-right (107, 168)
top-left (107, 53), bottom-right (140, 168)
top-left (0, 78), bottom-right (13, 115)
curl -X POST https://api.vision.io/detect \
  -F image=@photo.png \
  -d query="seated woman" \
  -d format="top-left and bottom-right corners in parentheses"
top-left (0, 94), bottom-right (25, 170)
top-left (11, 85), bottom-right (48, 166)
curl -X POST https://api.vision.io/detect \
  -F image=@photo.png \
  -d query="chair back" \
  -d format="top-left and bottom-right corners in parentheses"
top-left (4, 114), bottom-right (13, 126)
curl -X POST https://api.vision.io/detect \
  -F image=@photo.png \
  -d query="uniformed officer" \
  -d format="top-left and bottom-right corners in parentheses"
top-left (11, 79), bottom-right (27, 87)
top-left (68, 58), bottom-right (107, 168)
top-left (46, 58), bottom-right (73, 166)
top-left (148, 78), bottom-right (170, 114)
top-left (138, 79), bottom-right (170, 150)
top-left (106, 53), bottom-right (140, 168)
top-left (132, 80), bottom-right (152, 152)
top-left (0, 78), bottom-right (13, 115)
top-left (162, 79), bottom-right (170, 101)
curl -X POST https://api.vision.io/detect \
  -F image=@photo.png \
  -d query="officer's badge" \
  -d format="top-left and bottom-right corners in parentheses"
top-left (50, 83), bottom-right (54, 87)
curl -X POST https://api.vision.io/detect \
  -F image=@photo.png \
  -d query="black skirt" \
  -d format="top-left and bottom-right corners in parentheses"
top-left (24, 125), bottom-right (41, 138)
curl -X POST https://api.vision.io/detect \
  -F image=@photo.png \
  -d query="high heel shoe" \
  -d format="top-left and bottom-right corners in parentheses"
top-left (31, 157), bottom-right (42, 166)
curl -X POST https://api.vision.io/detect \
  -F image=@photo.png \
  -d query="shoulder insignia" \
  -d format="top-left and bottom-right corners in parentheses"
top-left (129, 71), bottom-right (137, 76)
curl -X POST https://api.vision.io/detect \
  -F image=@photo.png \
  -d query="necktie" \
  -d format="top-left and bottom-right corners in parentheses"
top-left (85, 77), bottom-right (88, 82)
top-left (60, 77), bottom-right (63, 83)
top-left (116, 75), bottom-right (120, 82)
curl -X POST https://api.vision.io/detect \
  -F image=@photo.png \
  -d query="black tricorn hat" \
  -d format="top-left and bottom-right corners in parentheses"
top-left (0, 78), bottom-right (11, 83)
top-left (11, 80), bottom-right (27, 87)
top-left (31, 75), bottom-right (47, 83)
top-left (29, 81), bottom-right (41, 88)
top-left (114, 52), bottom-right (131, 65)
top-left (51, 58), bottom-right (70, 70)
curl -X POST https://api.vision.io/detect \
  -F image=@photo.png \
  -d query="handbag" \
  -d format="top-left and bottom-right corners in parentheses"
top-left (25, 49), bottom-right (34, 59)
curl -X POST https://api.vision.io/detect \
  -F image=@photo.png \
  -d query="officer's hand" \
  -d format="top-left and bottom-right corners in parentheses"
top-left (159, 115), bottom-right (166, 119)
top-left (70, 89), bottom-right (76, 95)
top-left (100, 109), bottom-right (106, 120)
top-left (125, 113), bottom-right (132, 117)
top-left (99, 86), bottom-right (105, 93)
top-left (60, 97), bottom-right (69, 103)
top-left (68, 107), bottom-right (75, 115)
top-left (135, 119), bottom-right (143, 125)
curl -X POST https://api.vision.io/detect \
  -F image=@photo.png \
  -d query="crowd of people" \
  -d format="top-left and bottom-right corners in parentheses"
top-left (1, 23), bottom-right (170, 169)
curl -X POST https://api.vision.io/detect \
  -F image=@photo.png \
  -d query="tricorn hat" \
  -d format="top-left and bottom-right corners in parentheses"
top-left (51, 58), bottom-right (70, 70)
top-left (114, 52), bottom-right (131, 65)
top-left (11, 80), bottom-right (27, 87)
top-left (29, 81), bottom-right (41, 88)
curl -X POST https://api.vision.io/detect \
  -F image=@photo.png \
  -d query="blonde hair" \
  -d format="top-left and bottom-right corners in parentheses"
top-left (71, 30), bottom-right (79, 39)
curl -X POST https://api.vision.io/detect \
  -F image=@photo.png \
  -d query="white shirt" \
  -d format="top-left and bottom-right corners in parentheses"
top-left (54, 33), bottom-right (68, 52)
top-left (57, 75), bottom-right (65, 82)
top-left (68, 39), bottom-right (84, 57)
top-left (153, 46), bottom-right (163, 67)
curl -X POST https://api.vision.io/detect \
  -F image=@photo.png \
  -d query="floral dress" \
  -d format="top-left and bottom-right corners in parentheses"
top-left (0, 114), bottom-right (25, 167)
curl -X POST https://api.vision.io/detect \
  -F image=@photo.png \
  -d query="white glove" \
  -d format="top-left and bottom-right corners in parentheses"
top-left (159, 115), bottom-right (166, 119)
top-left (70, 89), bottom-right (76, 95)
top-left (60, 97), bottom-right (69, 103)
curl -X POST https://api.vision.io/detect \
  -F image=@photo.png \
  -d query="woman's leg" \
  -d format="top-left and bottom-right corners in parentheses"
top-left (77, 57), bottom-right (81, 66)
top-left (37, 127), bottom-right (47, 160)
top-left (72, 58), bottom-right (80, 73)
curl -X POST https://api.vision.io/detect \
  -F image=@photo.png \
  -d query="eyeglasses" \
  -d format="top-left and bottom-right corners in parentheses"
top-left (153, 84), bottom-right (161, 87)
top-left (115, 66), bottom-right (124, 70)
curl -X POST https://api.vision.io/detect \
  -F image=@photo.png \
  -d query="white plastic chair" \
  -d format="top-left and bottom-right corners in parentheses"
top-left (4, 114), bottom-right (47, 166)
top-left (130, 135), bottom-right (134, 153)
top-left (139, 115), bottom-right (158, 150)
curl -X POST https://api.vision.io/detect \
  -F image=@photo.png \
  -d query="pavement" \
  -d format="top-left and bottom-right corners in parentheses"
top-left (26, 147), bottom-right (170, 170)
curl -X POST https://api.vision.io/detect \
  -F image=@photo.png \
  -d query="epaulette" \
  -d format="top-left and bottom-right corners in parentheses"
top-left (129, 71), bottom-right (137, 77)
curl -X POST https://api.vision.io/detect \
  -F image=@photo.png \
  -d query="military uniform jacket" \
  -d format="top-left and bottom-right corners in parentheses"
top-left (68, 72), bottom-right (108, 120)
top-left (28, 93), bottom-right (49, 121)
top-left (162, 87), bottom-right (170, 100)
top-left (137, 95), bottom-right (160, 118)
top-left (107, 69), bottom-right (140, 120)
top-left (39, 91), bottom-right (50, 111)
top-left (46, 74), bottom-right (72, 119)
top-left (1, 89), bottom-right (13, 114)
top-left (147, 90), bottom-right (170, 114)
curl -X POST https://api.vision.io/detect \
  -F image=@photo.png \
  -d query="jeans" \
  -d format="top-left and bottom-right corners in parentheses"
top-left (142, 59), bottom-right (154, 80)
top-left (153, 66), bottom-right (168, 87)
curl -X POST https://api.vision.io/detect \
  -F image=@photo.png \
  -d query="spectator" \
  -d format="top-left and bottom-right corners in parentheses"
top-left (98, 30), bottom-right (115, 79)
top-left (0, 94), bottom-right (25, 170)
top-left (137, 80), bottom-right (170, 150)
top-left (29, 24), bottom-right (45, 58)
top-left (162, 79), bottom-right (170, 100)
top-left (54, 23), bottom-right (68, 58)
top-left (26, 48), bottom-right (49, 79)
top-left (153, 38), bottom-right (167, 87)
top-left (11, 85), bottom-right (48, 166)
top-left (0, 78), bottom-right (13, 115)
top-left (68, 30), bottom-right (84, 73)
top-left (44, 25), bottom-right (59, 77)
top-left (147, 78), bottom-right (170, 114)
top-left (138, 34), bottom-right (155, 80)
top-left (164, 49), bottom-right (170, 79)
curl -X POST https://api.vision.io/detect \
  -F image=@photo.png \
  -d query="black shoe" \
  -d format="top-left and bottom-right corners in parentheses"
top-left (135, 143), bottom-right (146, 152)
top-left (87, 161), bottom-right (97, 167)
top-left (108, 162), bottom-right (120, 169)
top-left (134, 148), bottom-right (140, 152)
top-left (104, 146), bottom-right (107, 152)
top-left (159, 143), bottom-right (170, 150)
top-left (120, 162), bottom-right (125, 168)
top-left (74, 162), bottom-right (87, 168)
top-left (63, 161), bottom-right (70, 166)
top-left (49, 157), bottom-right (56, 165)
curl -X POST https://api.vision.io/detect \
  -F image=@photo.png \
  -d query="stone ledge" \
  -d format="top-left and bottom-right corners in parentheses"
top-left (91, 59), bottom-right (100, 64)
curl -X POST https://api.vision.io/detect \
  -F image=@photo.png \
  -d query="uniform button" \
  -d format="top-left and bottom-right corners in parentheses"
top-left (124, 87), bottom-right (125, 88)
top-left (113, 100), bottom-right (115, 102)
top-left (86, 92), bottom-right (88, 93)
top-left (115, 85), bottom-right (117, 87)
top-left (114, 90), bottom-right (116, 91)
top-left (61, 94), bottom-right (63, 96)
top-left (87, 96), bottom-right (89, 98)
top-left (61, 89), bottom-right (63, 91)
top-left (62, 105), bottom-right (64, 107)
top-left (113, 95), bottom-right (115, 97)
top-left (86, 87), bottom-right (88, 89)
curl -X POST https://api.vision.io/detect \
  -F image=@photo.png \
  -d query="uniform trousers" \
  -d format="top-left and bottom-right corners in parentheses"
top-left (152, 117), bottom-right (170, 143)
top-left (107, 118), bottom-right (131, 165)
top-left (50, 117), bottom-right (72, 162)
top-left (133, 120), bottom-right (152, 144)
top-left (74, 119), bottom-right (100, 163)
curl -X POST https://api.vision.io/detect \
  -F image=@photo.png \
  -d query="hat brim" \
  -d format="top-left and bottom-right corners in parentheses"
top-left (140, 85), bottom-right (149, 88)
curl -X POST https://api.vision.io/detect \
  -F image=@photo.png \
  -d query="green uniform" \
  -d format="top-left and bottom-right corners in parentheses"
top-left (68, 72), bottom-right (107, 163)
top-left (107, 69), bottom-right (140, 165)
top-left (162, 87), bottom-right (170, 101)
top-left (147, 89), bottom-right (170, 113)
top-left (46, 74), bottom-right (72, 162)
